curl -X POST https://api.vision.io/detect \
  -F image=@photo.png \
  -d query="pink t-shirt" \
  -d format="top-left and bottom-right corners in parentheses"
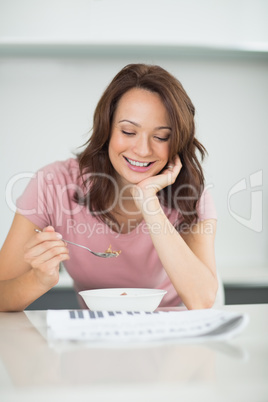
top-left (16, 158), bottom-right (217, 307)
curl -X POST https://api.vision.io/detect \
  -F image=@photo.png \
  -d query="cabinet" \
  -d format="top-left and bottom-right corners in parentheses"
top-left (25, 284), bottom-right (268, 310)
top-left (1, 0), bottom-right (267, 58)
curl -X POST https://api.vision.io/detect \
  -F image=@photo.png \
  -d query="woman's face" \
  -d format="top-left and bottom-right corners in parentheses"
top-left (108, 88), bottom-right (171, 188)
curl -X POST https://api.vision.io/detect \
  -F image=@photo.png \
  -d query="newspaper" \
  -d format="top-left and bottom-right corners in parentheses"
top-left (46, 308), bottom-right (249, 343)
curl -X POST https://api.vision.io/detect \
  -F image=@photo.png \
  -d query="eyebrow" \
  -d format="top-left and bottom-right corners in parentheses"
top-left (118, 119), bottom-right (171, 131)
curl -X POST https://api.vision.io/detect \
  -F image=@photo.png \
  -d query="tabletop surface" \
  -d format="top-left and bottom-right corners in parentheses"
top-left (0, 304), bottom-right (268, 402)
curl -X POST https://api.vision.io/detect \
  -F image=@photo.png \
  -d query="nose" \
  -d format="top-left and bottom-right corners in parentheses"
top-left (133, 134), bottom-right (153, 157)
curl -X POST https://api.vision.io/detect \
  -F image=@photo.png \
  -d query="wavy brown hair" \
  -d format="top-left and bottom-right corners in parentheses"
top-left (75, 63), bottom-right (206, 228)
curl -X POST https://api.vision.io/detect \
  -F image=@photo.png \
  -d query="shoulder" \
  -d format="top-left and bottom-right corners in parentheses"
top-left (36, 158), bottom-right (80, 184)
top-left (162, 188), bottom-right (217, 225)
top-left (197, 188), bottom-right (217, 221)
top-left (38, 157), bottom-right (79, 175)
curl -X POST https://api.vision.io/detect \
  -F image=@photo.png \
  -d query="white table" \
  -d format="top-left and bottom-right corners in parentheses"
top-left (0, 304), bottom-right (267, 402)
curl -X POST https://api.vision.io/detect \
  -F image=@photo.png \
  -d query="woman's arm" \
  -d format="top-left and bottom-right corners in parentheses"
top-left (0, 213), bottom-right (69, 311)
top-left (142, 200), bottom-right (217, 309)
top-left (131, 157), bottom-right (218, 310)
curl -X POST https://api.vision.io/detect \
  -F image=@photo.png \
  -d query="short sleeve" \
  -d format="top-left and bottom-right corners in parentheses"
top-left (196, 189), bottom-right (217, 221)
top-left (16, 165), bottom-right (55, 228)
top-left (16, 158), bottom-right (80, 229)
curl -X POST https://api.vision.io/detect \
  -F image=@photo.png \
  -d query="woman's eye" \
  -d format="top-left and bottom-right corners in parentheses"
top-left (122, 130), bottom-right (135, 136)
top-left (155, 136), bottom-right (169, 142)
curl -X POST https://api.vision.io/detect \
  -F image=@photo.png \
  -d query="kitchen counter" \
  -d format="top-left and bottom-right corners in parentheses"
top-left (0, 304), bottom-right (267, 402)
top-left (24, 265), bottom-right (268, 310)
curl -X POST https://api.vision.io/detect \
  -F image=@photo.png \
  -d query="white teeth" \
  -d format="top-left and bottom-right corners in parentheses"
top-left (126, 157), bottom-right (150, 167)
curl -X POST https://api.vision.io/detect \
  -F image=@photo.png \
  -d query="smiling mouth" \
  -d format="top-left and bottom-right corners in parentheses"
top-left (124, 156), bottom-right (153, 167)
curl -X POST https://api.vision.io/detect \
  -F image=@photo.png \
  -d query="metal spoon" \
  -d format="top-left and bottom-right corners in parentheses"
top-left (34, 229), bottom-right (119, 258)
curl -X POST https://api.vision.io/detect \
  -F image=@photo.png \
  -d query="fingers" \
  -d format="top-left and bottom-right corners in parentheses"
top-left (166, 155), bottom-right (182, 172)
top-left (25, 226), bottom-right (69, 262)
top-left (133, 155), bottom-right (183, 206)
top-left (24, 226), bottom-right (70, 288)
top-left (162, 155), bottom-right (181, 183)
top-left (25, 240), bottom-right (69, 265)
top-left (27, 226), bottom-right (63, 248)
top-left (166, 164), bottom-right (174, 170)
top-left (174, 155), bottom-right (183, 170)
top-left (43, 225), bottom-right (58, 233)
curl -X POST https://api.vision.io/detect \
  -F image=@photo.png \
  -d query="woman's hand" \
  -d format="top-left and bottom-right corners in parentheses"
top-left (131, 155), bottom-right (182, 213)
top-left (24, 226), bottom-right (69, 290)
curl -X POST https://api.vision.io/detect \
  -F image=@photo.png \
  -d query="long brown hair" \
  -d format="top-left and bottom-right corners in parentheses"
top-left (75, 64), bottom-right (206, 228)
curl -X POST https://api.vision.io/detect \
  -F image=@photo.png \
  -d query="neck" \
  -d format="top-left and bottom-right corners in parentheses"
top-left (110, 199), bottom-right (143, 234)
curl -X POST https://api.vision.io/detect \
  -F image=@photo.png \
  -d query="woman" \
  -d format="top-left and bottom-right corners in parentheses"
top-left (0, 64), bottom-right (218, 311)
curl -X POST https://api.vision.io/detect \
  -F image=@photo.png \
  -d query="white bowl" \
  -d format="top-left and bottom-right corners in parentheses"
top-left (79, 288), bottom-right (167, 312)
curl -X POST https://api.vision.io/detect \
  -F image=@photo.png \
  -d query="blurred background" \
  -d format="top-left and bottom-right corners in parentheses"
top-left (0, 0), bottom-right (267, 305)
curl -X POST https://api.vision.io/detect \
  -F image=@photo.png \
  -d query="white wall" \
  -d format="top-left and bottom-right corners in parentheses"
top-left (1, 0), bottom-right (268, 48)
top-left (0, 0), bottom-right (267, 279)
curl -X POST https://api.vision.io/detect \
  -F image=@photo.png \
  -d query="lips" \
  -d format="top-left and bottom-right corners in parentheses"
top-left (124, 156), bottom-right (151, 167)
top-left (123, 156), bottom-right (155, 172)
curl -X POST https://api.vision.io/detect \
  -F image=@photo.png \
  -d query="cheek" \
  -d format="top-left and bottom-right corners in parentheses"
top-left (109, 134), bottom-right (125, 155)
top-left (108, 136), bottom-right (118, 159)
top-left (158, 144), bottom-right (170, 161)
